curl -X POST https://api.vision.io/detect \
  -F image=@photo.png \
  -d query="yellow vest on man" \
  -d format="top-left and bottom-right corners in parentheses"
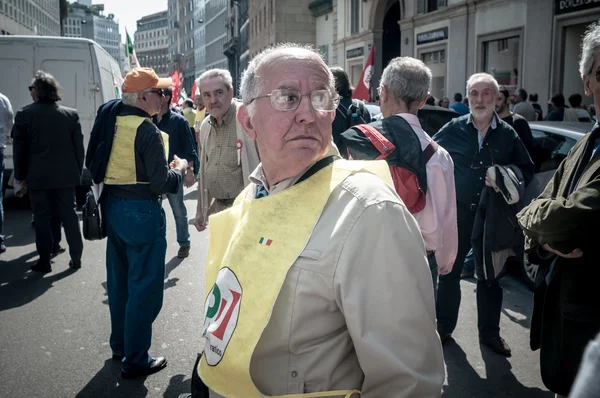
top-left (104, 115), bottom-right (169, 185)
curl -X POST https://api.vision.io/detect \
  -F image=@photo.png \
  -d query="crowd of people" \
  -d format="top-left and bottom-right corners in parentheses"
top-left (1, 21), bottom-right (600, 398)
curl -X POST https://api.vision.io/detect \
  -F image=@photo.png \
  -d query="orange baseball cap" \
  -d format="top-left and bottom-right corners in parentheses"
top-left (122, 67), bottom-right (171, 93)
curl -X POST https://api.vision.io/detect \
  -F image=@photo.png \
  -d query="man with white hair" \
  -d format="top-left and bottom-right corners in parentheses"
top-left (188, 44), bottom-right (444, 397)
top-left (86, 67), bottom-right (188, 379)
top-left (433, 73), bottom-right (534, 356)
top-left (518, 22), bottom-right (600, 397)
top-left (193, 69), bottom-right (259, 232)
top-left (342, 56), bottom-right (458, 295)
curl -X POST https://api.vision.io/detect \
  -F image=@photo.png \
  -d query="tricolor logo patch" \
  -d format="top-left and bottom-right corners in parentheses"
top-left (259, 237), bottom-right (273, 246)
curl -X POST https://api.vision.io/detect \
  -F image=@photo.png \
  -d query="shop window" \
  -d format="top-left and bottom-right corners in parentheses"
top-left (421, 50), bottom-right (445, 65)
top-left (350, 0), bottom-right (359, 35)
top-left (482, 35), bottom-right (520, 90)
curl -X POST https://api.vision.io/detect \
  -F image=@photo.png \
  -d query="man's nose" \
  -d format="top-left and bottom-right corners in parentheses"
top-left (295, 95), bottom-right (316, 124)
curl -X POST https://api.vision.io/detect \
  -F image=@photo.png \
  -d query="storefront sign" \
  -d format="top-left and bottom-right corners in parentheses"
top-left (346, 47), bottom-right (364, 59)
top-left (417, 27), bottom-right (449, 45)
top-left (555, 0), bottom-right (600, 15)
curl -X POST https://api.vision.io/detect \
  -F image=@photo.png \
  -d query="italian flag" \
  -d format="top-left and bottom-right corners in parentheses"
top-left (126, 28), bottom-right (140, 69)
top-left (259, 237), bottom-right (273, 246)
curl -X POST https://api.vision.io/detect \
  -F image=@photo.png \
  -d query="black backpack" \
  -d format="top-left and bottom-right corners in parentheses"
top-left (341, 99), bottom-right (369, 129)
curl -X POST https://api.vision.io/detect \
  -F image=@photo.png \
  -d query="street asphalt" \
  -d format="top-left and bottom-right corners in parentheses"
top-left (0, 186), bottom-right (553, 397)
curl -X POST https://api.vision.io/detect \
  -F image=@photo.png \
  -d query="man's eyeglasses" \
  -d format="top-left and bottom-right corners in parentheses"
top-left (248, 88), bottom-right (339, 112)
top-left (470, 143), bottom-right (495, 170)
top-left (145, 89), bottom-right (164, 96)
top-left (594, 69), bottom-right (600, 83)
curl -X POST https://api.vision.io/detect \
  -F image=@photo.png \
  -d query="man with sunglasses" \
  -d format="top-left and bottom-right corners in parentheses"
top-left (87, 67), bottom-right (188, 379)
top-left (194, 69), bottom-right (259, 232)
top-left (186, 44), bottom-right (443, 398)
top-left (433, 73), bottom-right (534, 357)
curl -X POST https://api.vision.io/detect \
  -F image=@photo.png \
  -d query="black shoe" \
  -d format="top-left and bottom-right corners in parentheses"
top-left (112, 353), bottom-right (124, 361)
top-left (440, 333), bottom-right (453, 345)
top-left (0, 244), bottom-right (6, 254)
top-left (121, 357), bottom-right (167, 379)
top-left (69, 260), bottom-right (81, 269)
top-left (177, 246), bottom-right (191, 258)
top-left (52, 246), bottom-right (66, 257)
top-left (480, 336), bottom-right (512, 357)
top-left (31, 261), bottom-right (52, 273)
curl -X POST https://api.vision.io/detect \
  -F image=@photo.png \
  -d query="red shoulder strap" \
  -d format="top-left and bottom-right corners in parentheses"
top-left (353, 124), bottom-right (396, 160)
top-left (423, 141), bottom-right (438, 163)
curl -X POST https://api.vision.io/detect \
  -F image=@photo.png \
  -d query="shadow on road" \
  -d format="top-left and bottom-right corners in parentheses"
top-left (442, 340), bottom-right (553, 397)
top-left (184, 190), bottom-right (197, 201)
top-left (0, 253), bottom-right (77, 312)
top-left (163, 374), bottom-right (191, 398)
top-left (75, 359), bottom-right (149, 398)
top-left (2, 207), bottom-right (36, 248)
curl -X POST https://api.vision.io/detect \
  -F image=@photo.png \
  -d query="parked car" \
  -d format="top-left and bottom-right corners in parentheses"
top-left (364, 103), bottom-right (459, 136)
top-left (516, 121), bottom-right (592, 289)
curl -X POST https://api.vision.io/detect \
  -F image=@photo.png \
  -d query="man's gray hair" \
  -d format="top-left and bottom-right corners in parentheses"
top-left (380, 57), bottom-right (432, 106)
top-left (580, 22), bottom-right (600, 77)
top-left (240, 43), bottom-right (335, 106)
top-left (466, 73), bottom-right (500, 96)
top-left (122, 92), bottom-right (139, 106)
top-left (196, 69), bottom-right (233, 91)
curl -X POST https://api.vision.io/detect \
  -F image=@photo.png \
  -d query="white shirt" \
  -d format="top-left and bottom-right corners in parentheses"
top-left (397, 113), bottom-right (458, 272)
top-left (0, 92), bottom-right (14, 148)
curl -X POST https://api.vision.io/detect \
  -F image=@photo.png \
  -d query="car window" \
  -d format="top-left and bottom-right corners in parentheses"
top-left (418, 109), bottom-right (459, 136)
top-left (530, 129), bottom-right (576, 173)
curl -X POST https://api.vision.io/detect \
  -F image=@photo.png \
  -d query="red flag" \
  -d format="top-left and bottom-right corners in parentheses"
top-left (171, 70), bottom-right (180, 105)
top-left (353, 45), bottom-right (374, 102)
top-left (191, 81), bottom-right (197, 99)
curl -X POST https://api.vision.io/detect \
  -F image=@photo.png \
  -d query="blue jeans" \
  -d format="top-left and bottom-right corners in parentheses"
top-left (105, 195), bottom-right (167, 372)
top-left (166, 184), bottom-right (190, 247)
top-left (0, 150), bottom-right (4, 246)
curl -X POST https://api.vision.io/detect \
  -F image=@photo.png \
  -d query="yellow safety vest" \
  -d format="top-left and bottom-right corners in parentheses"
top-left (104, 115), bottom-right (169, 185)
top-left (198, 159), bottom-right (393, 398)
top-left (183, 107), bottom-right (196, 128)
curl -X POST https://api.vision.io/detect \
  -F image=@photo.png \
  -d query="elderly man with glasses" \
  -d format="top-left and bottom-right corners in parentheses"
top-left (517, 22), bottom-right (600, 398)
top-left (433, 73), bottom-right (534, 357)
top-left (86, 67), bottom-right (188, 379)
top-left (183, 44), bottom-right (444, 398)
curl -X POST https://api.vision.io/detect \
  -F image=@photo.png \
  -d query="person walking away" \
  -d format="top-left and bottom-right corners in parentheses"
top-left (153, 88), bottom-right (198, 258)
top-left (450, 93), bottom-right (470, 115)
top-left (512, 88), bottom-right (537, 121)
top-left (0, 91), bottom-right (13, 254)
top-left (12, 71), bottom-right (84, 272)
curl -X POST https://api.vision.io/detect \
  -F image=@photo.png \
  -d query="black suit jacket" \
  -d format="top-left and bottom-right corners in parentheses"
top-left (12, 101), bottom-right (84, 190)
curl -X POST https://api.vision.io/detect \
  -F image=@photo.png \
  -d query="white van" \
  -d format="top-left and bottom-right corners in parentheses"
top-left (0, 36), bottom-right (123, 191)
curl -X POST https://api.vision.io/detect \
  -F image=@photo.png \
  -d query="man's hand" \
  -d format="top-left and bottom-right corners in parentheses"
top-left (485, 174), bottom-right (493, 187)
top-left (437, 263), bottom-right (452, 276)
top-left (173, 155), bottom-right (188, 172)
top-left (185, 170), bottom-right (195, 188)
top-left (194, 213), bottom-right (206, 231)
top-left (543, 243), bottom-right (583, 259)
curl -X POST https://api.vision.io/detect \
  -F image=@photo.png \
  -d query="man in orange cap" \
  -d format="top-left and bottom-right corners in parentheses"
top-left (86, 67), bottom-right (188, 379)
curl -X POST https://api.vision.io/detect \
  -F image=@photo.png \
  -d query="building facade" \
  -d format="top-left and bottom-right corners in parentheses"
top-left (135, 11), bottom-right (169, 77)
top-left (193, 0), bottom-right (206, 81)
top-left (0, 0), bottom-right (61, 36)
top-left (329, 0), bottom-right (600, 109)
top-left (64, 3), bottom-right (120, 67)
top-left (204, 0), bottom-right (228, 71)
top-left (248, 0), bottom-right (316, 59)
top-left (168, 0), bottom-right (196, 94)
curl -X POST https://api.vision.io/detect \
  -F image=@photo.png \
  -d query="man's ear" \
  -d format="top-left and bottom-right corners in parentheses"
top-left (583, 75), bottom-right (592, 97)
top-left (237, 104), bottom-right (257, 140)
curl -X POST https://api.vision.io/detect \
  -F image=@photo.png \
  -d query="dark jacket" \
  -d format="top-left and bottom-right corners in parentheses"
top-left (12, 101), bottom-right (84, 190)
top-left (517, 125), bottom-right (600, 396)
top-left (502, 113), bottom-right (534, 156)
top-left (86, 99), bottom-right (122, 184)
top-left (472, 165), bottom-right (525, 283)
top-left (103, 105), bottom-right (182, 201)
top-left (153, 109), bottom-right (199, 175)
top-left (433, 114), bottom-right (534, 206)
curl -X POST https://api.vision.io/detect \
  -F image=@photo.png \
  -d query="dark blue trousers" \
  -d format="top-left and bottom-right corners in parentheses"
top-left (105, 195), bottom-right (166, 372)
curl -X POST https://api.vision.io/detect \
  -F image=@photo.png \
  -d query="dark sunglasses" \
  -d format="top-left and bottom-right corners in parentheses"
top-left (146, 89), bottom-right (164, 96)
top-left (470, 143), bottom-right (495, 170)
top-left (28, 85), bottom-right (34, 91)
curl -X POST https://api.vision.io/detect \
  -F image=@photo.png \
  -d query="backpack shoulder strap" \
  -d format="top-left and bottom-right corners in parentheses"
top-left (423, 140), bottom-right (439, 163)
top-left (353, 124), bottom-right (396, 160)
